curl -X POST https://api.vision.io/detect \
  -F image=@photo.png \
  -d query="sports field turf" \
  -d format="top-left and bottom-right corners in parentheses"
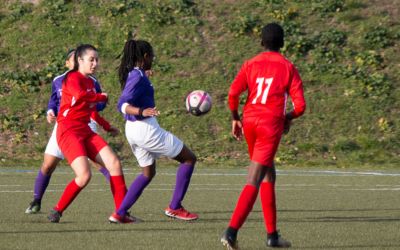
top-left (1, 167), bottom-right (399, 250)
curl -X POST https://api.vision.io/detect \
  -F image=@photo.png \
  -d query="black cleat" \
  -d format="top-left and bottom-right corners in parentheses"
top-left (25, 200), bottom-right (41, 214)
top-left (221, 228), bottom-right (239, 250)
top-left (266, 231), bottom-right (291, 248)
top-left (47, 209), bottom-right (62, 223)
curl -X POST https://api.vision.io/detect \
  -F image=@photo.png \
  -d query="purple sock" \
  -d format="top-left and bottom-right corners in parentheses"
top-left (33, 170), bottom-right (51, 201)
top-left (117, 174), bottom-right (150, 216)
top-left (98, 167), bottom-right (110, 182)
top-left (169, 163), bottom-right (194, 210)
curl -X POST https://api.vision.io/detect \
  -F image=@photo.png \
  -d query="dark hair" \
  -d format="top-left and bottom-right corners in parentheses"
top-left (63, 44), bottom-right (97, 84)
top-left (65, 48), bottom-right (76, 60)
top-left (118, 39), bottom-right (153, 89)
top-left (261, 23), bottom-right (284, 51)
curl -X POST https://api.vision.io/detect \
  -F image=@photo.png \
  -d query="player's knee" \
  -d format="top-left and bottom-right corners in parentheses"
top-left (108, 155), bottom-right (122, 171)
top-left (143, 164), bottom-right (156, 179)
top-left (76, 172), bottom-right (92, 187)
top-left (41, 161), bottom-right (58, 175)
top-left (188, 153), bottom-right (197, 166)
top-left (184, 150), bottom-right (197, 166)
top-left (264, 168), bottom-right (276, 182)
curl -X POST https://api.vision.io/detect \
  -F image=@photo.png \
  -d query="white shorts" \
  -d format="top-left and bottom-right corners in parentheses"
top-left (44, 120), bottom-right (98, 159)
top-left (125, 117), bottom-right (184, 167)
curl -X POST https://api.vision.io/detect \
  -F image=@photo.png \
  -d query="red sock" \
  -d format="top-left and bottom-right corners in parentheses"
top-left (54, 180), bottom-right (82, 213)
top-left (229, 184), bottom-right (258, 229)
top-left (260, 182), bottom-right (276, 234)
top-left (110, 175), bottom-right (127, 210)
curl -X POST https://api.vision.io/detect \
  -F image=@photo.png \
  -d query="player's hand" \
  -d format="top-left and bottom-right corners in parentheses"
top-left (108, 126), bottom-right (119, 137)
top-left (145, 70), bottom-right (153, 78)
top-left (101, 93), bottom-right (108, 103)
top-left (47, 110), bottom-right (56, 124)
top-left (142, 107), bottom-right (160, 117)
top-left (283, 117), bottom-right (292, 135)
top-left (231, 120), bottom-right (243, 141)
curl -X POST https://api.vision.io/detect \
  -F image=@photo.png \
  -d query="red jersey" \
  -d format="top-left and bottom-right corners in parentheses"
top-left (57, 71), bottom-right (108, 125)
top-left (228, 51), bottom-right (306, 120)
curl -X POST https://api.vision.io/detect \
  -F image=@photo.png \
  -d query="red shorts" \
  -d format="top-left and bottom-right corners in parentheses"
top-left (242, 116), bottom-right (284, 166)
top-left (56, 121), bottom-right (108, 165)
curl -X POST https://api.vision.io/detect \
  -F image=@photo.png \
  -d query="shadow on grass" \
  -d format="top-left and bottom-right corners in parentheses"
top-left (282, 216), bottom-right (400, 223)
top-left (0, 227), bottom-right (184, 235)
top-left (296, 244), bottom-right (400, 249)
top-left (279, 208), bottom-right (400, 213)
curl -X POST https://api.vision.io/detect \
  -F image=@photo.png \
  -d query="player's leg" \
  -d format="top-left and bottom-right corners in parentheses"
top-left (27, 127), bottom-right (64, 214)
top-left (222, 116), bottom-right (262, 249)
top-left (89, 159), bottom-right (110, 181)
top-left (88, 121), bottom-right (110, 181)
top-left (222, 161), bottom-right (266, 249)
top-left (112, 162), bottom-right (155, 223)
top-left (261, 164), bottom-right (291, 248)
top-left (26, 153), bottom-right (61, 214)
top-left (48, 156), bottom-right (91, 223)
top-left (165, 145), bottom-right (198, 220)
top-left (93, 145), bottom-right (126, 211)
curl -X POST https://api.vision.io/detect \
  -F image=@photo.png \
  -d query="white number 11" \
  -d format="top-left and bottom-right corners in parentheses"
top-left (252, 77), bottom-right (273, 104)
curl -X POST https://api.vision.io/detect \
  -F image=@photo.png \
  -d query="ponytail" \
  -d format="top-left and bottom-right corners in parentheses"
top-left (63, 44), bottom-right (97, 85)
top-left (118, 39), bottom-right (153, 90)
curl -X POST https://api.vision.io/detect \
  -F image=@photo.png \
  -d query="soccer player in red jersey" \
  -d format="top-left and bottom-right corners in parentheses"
top-left (221, 23), bottom-right (306, 249)
top-left (25, 49), bottom-right (115, 214)
top-left (47, 44), bottom-right (129, 223)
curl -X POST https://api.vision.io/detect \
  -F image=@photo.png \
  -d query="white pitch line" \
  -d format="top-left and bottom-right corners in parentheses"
top-left (2, 184), bottom-right (400, 193)
top-left (2, 169), bottom-right (400, 177)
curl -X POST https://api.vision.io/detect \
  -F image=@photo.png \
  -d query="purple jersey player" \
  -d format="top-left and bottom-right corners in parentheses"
top-left (108, 39), bottom-right (198, 223)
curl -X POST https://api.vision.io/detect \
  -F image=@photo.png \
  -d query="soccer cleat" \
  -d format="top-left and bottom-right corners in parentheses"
top-left (47, 209), bottom-right (62, 223)
top-left (25, 200), bottom-right (41, 214)
top-left (108, 212), bottom-right (137, 224)
top-left (221, 228), bottom-right (239, 250)
top-left (266, 231), bottom-right (291, 248)
top-left (164, 207), bottom-right (198, 221)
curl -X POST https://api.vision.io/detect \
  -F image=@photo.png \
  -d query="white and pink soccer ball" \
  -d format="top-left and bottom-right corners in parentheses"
top-left (185, 90), bottom-right (212, 116)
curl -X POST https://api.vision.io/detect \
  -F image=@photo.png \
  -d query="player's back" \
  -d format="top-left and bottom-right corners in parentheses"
top-left (242, 51), bottom-right (298, 119)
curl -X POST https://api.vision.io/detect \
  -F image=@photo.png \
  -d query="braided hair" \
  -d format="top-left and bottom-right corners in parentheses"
top-left (118, 39), bottom-right (153, 90)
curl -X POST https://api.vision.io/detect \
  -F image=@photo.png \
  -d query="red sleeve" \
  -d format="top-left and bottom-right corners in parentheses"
top-left (90, 111), bottom-right (111, 131)
top-left (67, 74), bottom-right (107, 104)
top-left (287, 66), bottom-right (306, 119)
top-left (228, 62), bottom-right (248, 111)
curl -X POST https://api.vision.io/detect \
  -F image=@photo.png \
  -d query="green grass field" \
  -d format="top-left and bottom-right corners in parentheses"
top-left (1, 0), bottom-right (399, 168)
top-left (1, 166), bottom-right (399, 250)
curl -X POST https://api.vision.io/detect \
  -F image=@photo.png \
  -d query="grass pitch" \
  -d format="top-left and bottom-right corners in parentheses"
top-left (1, 167), bottom-right (400, 250)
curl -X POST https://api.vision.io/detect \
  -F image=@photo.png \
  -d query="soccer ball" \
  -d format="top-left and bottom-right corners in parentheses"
top-left (185, 90), bottom-right (212, 116)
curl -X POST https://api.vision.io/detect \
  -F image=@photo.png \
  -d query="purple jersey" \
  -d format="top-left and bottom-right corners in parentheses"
top-left (117, 68), bottom-right (155, 121)
top-left (47, 71), bottom-right (106, 116)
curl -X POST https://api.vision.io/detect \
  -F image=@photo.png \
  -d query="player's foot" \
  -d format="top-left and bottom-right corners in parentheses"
top-left (25, 200), bottom-right (41, 214)
top-left (164, 206), bottom-right (198, 221)
top-left (108, 212), bottom-right (137, 224)
top-left (47, 209), bottom-right (62, 223)
top-left (266, 231), bottom-right (291, 248)
top-left (221, 228), bottom-right (239, 250)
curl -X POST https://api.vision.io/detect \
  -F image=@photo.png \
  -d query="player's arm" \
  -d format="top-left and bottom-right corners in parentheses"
top-left (284, 66), bottom-right (306, 134)
top-left (90, 111), bottom-right (119, 136)
top-left (286, 66), bottom-right (306, 120)
top-left (92, 77), bottom-right (107, 112)
top-left (228, 62), bottom-right (248, 140)
top-left (68, 74), bottom-right (107, 104)
top-left (46, 80), bottom-right (58, 123)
